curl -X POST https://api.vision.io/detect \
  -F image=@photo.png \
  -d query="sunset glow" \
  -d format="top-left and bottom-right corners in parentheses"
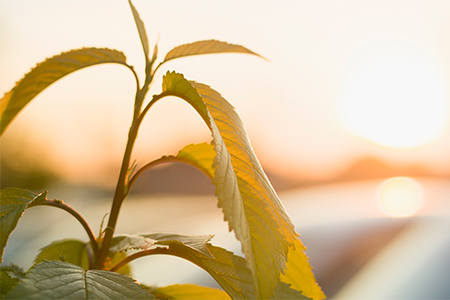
top-left (339, 40), bottom-right (449, 149)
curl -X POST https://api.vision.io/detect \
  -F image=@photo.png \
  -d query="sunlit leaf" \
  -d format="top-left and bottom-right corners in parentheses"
top-left (173, 143), bottom-right (215, 179)
top-left (4, 261), bottom-right (152, 299)
top-left (148, 233), bottom-right (214, 259)
top-left (161, 241), bottom-right (308, 299)
top-left (110, 234), bottom-right (157, 253)
top-left (127, 0), bottom-right (150, 73)
top-left (161, 71), bottom-right (301, 298)
top-left (34, 239), bottom-right (90, 270)
top-left (164, 243), bottom-right (255, 299)
top-left (163, 40), bottom-right (265, 64)
top-left (273, 282), bottom-right (311, 300)
top-left (0, 48), bottom-right (128, 135)
top-left (152, 284), bottom-right (231, 300)
top-left (281, 238), bottom-right (326, 300)
top-left (0, 188), bottom-right (37, 262)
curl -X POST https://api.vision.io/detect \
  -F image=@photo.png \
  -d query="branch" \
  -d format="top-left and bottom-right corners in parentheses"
top-left (28, 199), bottom-right (99, 267)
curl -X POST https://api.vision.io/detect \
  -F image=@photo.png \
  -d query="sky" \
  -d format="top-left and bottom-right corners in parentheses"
top-left (2, 1), bottom-right (450, 186)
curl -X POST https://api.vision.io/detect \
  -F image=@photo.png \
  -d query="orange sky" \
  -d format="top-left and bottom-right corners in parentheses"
top-left (2, 1), bottom-right (450, 186)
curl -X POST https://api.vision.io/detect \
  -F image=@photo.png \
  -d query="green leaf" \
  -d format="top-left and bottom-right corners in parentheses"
top-left (110, 235), bottom-right (157, 253)
top-left (281, 238), bottom-right (326, 300)
top-left (0, 264), bottom-right (25, 298)
top-left (4, 261), bottom-right (152, 299)
top-left (0, 48), bottom-right (128, 135)
top-left (152, 284), bottom-right (231, 300)
top-left (111, 233), bottom-right (214, 259)
top-left (161, 72), bottom-right (301, 298)
top-left (149, 233), bottom-right (215, 259)
top-left (34, 239), bottom-right (90, 270)
top-left (110, 251), bottom-right (132, 276)
top-left (174, 143), bottom-right (215, 179)
top-left (0, 188), bottom-right (37, 262)
top-left (127, 0), bottom-right (151, 73)
top-left (164, 243), bottom-right (255, 299)
top-left (163, 40), bottom-right (265, 65)
top-left (0, 271), bottom-right (19, 298)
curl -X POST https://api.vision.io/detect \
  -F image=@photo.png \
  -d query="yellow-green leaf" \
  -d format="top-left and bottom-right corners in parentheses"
top-left (110, 234), bottom-right (157, 253)
top-left (175, 143), bottom-right (215, 179)
top-left (0, 48), bottom-right (128, 136)
top-left (148, 233), bottom-right (215, 259)
top-left (152, 284), bottom-right (230, 300)
top-left (160, 71), bottom-right (301, 298)
top-left (110, 251), bottom-right (132, 276)
top-left (35, 239), bottom-right (90, 270)
top-left (281, 238), bottom-right (326, 300)
top-left (128, 0), bottom-right (150, 72)
top-left (163, 40), bottom-right (265, 64)
top-left (0, 188), bottom-right (37, 262)
top-left (164, 242), bottom-right (255, 299)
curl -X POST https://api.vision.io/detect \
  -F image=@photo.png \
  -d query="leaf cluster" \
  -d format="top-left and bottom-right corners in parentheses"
top-left (0, 1), bottom-right (325, 299)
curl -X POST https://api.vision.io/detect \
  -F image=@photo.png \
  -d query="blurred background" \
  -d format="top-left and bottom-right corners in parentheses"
top-left (1, 1), bottom-right (450, 299)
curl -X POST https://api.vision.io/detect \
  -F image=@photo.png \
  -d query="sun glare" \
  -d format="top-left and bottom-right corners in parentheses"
top-left (376, 177), bottom-right (425, 218)
top-left (339, 40), bottom-right (449, 148)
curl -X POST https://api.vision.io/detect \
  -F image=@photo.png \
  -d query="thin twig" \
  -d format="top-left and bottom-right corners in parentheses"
top-left (28, 199), bottom-right (99, 265)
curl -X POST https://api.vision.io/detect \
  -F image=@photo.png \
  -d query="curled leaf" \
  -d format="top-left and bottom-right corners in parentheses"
top-left (0, 48), bottom-right (128, 135)
top-left (163, 40), bottom-right (266, 65)
top-left (0, 188), bottom-right (37, 262)
top-left (160, 71), bottom-right (300, 298)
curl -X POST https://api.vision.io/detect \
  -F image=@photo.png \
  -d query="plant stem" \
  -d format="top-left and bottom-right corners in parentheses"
top-left (97, 121), bottom-right (140, 269)
top-left (96, 77), bottom-right (153, 269)
top-left (28, 199), bottom-right (99, 264)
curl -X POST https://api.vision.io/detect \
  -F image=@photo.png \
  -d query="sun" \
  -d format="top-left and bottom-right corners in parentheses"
top-left (338, 40), bottom-right (449, 148)
top-left (376, 177), bottom-right (425, 218)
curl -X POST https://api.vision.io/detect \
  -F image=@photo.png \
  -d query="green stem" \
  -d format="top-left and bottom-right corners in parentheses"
top-left (96, 74), bottom-right (155, 269)
top-left (28, 199), bottom-right (99, 267)
top-left (97, 121), bottom-right (140, 269)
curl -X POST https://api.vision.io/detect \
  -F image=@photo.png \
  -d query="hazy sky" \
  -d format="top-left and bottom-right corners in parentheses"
top-left (2, 1), bottom-right (450, 186)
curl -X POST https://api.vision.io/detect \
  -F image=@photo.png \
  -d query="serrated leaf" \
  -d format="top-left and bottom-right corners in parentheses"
top-left (0, 188), bottom-right (37, 262)
top-left (163, 242), bottom-right (308, 300)
top-left (163, 40), bottom-right (264, 64)
top-left (152, 284), bottom-right (231, 300)
top-left (147, 233), bottom-right (214, 259)
top-left (4, 261), bottom-right (152, 299)
top-left (0, 263), bottom-right (26, 279)
top-left (165, 243), bottom-right (255, 299)
top-left (34, 239), bottom-right (90, 270)
top-left (161, 71), bottom-right (301, 298)
top-left (174, 143), bottom-right (215, 179)
top-left (0, 271), bottom-right (19, 297)
top-left (110, 235), bottom-right (157, 253)
top-left (281, 238), bottom-right (326, 300)
top-left (128, 0), bottom-right (150, 73)
top-left (273, 282), bottom-right (312, 300)
top-left (0, 48), bottom-right (128, 135)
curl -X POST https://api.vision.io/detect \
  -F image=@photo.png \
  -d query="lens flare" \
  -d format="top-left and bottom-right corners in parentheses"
top-left (376, 177), bottom-right (425, 218)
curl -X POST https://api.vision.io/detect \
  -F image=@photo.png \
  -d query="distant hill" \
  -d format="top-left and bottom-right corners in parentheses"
top-left (129, 161), bottom-right (301, 195)
top-left (129, 156), bottom-right (449, 195)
